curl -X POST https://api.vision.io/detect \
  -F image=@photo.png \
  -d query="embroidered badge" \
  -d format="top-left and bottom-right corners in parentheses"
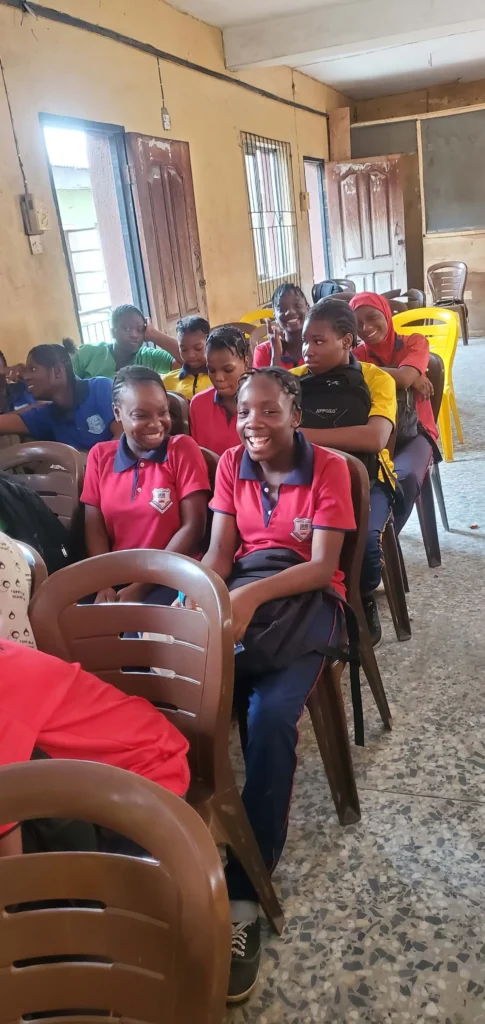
top-left (150, 487), bottom-right (173, 514)
top-left (291, 517), bottom-right (313, 542)
top-left (86, 414), bottom-right (106, 434)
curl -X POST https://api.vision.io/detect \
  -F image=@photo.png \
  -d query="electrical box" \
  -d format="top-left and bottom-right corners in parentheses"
top-left (299, 191), bottom-right (310, 213)
top-left (20, 193), bottom-right (49, 235)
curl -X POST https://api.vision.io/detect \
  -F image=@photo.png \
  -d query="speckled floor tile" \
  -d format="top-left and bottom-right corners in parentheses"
top-left (226, 342), bottom-right (485, 1023)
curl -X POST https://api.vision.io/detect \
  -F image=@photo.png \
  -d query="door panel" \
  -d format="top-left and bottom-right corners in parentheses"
top-left (126, 134), bottom-right (207, 332)
top-left (326, 156), bottom-right (407, 293)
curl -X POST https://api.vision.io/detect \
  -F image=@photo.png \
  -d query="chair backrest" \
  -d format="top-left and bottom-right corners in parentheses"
top-left (381, 288), bottom-right (402, 300)
top-left (392, 307), bottom-right (459, 386)
top-left (427, 261), bottom-right (467, 303)
top-left (29, 550), bottom-right (235, 787)
top-left (0, 758), bottom-right (230, 1024)
top-left (0, 441), bottom-right (85, 530)
top-left (238, 307), bottom-right (274, 325)
top-left (320, 449), bottom-right (370, 604)
top-left (200, 447), bottom-right (220, 491)
top-left (16, 540), bottom-right (48, 595)
top-left (404, 288), bottom-right (425, 308)
top-left (213, 321), bottom-right (257, 336)
top-left (167, 391), bottom-right (190, 436)
top-left (334, 278), bottom-right (356, 293)
top-left (249, 322), bottom-right (271, 360)
top-left (312, 279), bottom-right (356, 303)
top-left (426, 352), bottom-right (445, 423)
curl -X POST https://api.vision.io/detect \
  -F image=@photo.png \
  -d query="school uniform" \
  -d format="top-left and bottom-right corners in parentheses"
top-left (81, 433), bottom-right (210, 552)
top-left (210, 431), bottom-right (356, 900)
top-left (292, 359), bottom-right (397, 594)
top-left (0, 639), bottom-right (190, 838)
top-left (161, 364), bottom-right (212, 401)
top-left (189, 386), bottom-right (239, 455)
top-left (18, 376), bottom-right (115, 451)
top-left (252, 340), bottom-right (305, 370)
top-left (72, 342), bottom-right (174, 379)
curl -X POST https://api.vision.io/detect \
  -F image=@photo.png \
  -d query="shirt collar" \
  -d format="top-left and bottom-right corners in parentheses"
top-left (179, 363), bottom-right (207, 380)
top-left (113, 433), bottom-right (169, 472)
top-left (239, 430), bottom-right (314, 485)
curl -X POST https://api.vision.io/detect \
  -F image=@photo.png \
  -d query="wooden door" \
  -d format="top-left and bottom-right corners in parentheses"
top-left (325, 156), bottom-right (407, 293)
top-left (126, 134), bottom-right (207, 331)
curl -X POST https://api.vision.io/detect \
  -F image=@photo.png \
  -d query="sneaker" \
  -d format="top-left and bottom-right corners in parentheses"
top-left (362, 594), bottom-right (382, 648)
top-left (226, 918), bottom-right (261, 1004)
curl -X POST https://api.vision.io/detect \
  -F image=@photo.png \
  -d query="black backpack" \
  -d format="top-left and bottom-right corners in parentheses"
top-left (299, 359), bottom-right (372, 430)
top-left (0, 473), bottom-right (71, 574)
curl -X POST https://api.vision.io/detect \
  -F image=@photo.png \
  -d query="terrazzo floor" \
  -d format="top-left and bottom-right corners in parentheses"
top-left (226, 339), bottom-right (485, 1024)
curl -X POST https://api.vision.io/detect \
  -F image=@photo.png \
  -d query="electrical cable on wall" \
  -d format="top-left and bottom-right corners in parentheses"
top-left (0, 53), bottom-right (29, 193)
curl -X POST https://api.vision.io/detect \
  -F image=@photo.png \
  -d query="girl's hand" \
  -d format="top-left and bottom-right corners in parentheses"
top-left (94, 587), bottom-right (118, 603)
top-left (230, 588), bottom-right (258, 643)
top-left (412, 374), bottom-right (434, 399)
top-left (269, 325), bottom-right (284, 367)
top-left (117, 582), bottom-right (151, 603)
top-left (171, 595), bottom-right (201, 610)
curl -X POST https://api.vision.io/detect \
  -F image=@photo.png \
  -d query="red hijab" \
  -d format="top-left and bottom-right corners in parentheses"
top-left (350, 292), bottom-right (396, 366)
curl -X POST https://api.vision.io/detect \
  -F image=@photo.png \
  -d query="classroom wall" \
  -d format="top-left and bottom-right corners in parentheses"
top-left (0, 0), bottom-right (347, 363)
top-left (352, 77), bottom-right (485, 123)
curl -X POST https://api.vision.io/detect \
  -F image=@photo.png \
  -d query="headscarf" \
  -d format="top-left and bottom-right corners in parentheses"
top-left (350, 292), bottom-right (396, 366)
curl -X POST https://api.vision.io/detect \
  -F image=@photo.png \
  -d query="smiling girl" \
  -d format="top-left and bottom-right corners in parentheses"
top-left (189, 325), bottom-right (250, 455)
top-left (252, 283), bottom-right (309, 369)
top-left (81, 365), bottom-right (210, 603)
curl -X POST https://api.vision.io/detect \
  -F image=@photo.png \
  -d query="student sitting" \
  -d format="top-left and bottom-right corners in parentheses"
top-left (81, 365), bottom-right (210, 604)
top-left (292, 299), bottom-right (397, 647)
top-left (252, 283), bottom-right (309, 370)
top-left (0, 639), bottom-right (190, 857)
top-left (189, 326), bottom-right (250, 455)
top-left (350, 292), bottom-right (439, 535)
top-left (0, 350), bottom-right (34, 413)
top-left (201, 366), bottom-right (355, 1002)
top-left (69, 304), bottom-right (180, 379)
top-left (161, 315), bottom-right (212, 399)
top-left (0, 344), bottom-right (118, 451)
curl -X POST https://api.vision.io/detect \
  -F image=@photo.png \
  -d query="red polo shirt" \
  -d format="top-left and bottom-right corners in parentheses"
top-left (355, 333), bottom-right (438, 440)
top-left (252, 340), bottom-right (305, 370)
top-left (0, 640), bottom-right (190, 836)
top-left (81, 434), bottom-right (210, 552)
top-left (189, 386), bottom-right (239, 456)
top-left (209, 431), bottom-right (355, 598)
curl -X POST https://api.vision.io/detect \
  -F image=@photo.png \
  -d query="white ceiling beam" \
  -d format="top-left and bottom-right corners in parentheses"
top-left (223, 0), bottom-right (485, 70)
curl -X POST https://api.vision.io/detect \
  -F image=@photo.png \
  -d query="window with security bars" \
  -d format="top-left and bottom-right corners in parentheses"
top-left (242, 132), bottom-right (299, 305)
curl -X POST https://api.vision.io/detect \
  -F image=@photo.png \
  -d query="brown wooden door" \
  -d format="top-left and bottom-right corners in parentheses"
top-left (325, 156), bottom-right (407, 293)
top-left (126, 134), bottom-right (207, 331)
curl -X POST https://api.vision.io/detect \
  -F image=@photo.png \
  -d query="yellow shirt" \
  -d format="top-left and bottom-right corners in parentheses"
top-left (291, 360), bottom-right (397, 486)
top-left (162, 367), bottom-right (212, 401)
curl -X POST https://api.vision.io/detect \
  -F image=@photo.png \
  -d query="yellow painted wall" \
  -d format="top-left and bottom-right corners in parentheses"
top-left (0, 0), bottom-right (347, 363)
top-left (353, 77), bottom-right (485, 123)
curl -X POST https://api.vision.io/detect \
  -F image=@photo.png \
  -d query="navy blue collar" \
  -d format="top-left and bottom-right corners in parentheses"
top-left (239, 430), bottom-right (314, 485)
top-left (179, 363), bottom-right (207, 380)
top-left (113, 433), bottom-right (169, 472)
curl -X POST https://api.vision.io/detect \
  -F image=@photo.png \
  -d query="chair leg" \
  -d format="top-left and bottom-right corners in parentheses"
top-left (458, 304), bottom-right (469, 345)
top-left (449, 387), bottom-right (464, 444)
top-left (381, 520), bottom-right (412, 642)
top-left (352, 592), bottom-right (393, 730)
top-left (396, 535), bottom-right (410, 593)
top-left (307, 663), bottom-right (361, 826)
top-left (207, 780), bottom-right (285, 935)
top-left (431, 463), bottom-right (450, 532)
top-left (416, 469), bottom-right (441, 568)
top-left (438, 393), bottom-right (454, 462)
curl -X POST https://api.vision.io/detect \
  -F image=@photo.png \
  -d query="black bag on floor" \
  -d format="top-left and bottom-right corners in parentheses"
top-left (0, 473), bottom-right (71, 574)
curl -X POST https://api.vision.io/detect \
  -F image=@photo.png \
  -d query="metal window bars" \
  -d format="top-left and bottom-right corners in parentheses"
top-left (242, 132), bottom-right (300, 305)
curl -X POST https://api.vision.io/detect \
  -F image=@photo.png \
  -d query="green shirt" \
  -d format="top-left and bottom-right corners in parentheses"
top-left (71, 342), bottom-right (174, 379)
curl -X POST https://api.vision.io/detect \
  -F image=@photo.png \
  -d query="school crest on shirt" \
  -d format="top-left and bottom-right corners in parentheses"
top-left (86, 414), bottom-right (106, 435)
top-left (291, 517), bottom-right (313, 542)
top-left (150, 488), bottom-right (173, 514)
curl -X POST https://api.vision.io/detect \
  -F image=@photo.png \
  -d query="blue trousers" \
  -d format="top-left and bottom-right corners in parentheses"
top-left (225, 597), bottom-right (339, 903)
top-left (393, 434), bottom-right (433, 536)
top-left (360, 481), bottom-right (393, 595)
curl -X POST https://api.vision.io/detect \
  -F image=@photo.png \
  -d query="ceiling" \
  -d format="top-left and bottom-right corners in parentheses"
top-left (167, 0), bottom-right (485, 100)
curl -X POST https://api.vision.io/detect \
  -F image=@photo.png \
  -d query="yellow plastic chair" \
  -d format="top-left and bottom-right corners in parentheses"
top-left (239, 307), bottom-right (274, 325)
top-left (392, 307), bottom-right (463, 462)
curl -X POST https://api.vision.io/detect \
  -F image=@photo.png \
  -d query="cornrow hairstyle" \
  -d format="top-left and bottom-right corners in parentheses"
top-left (305, 297), bottom-right (358, 347)
top-left (112, 364), bottom-right (168, 404)
top-left (236, 366), bottom-right (302, 412)
top-left (111, 304), bottom-right (145, 329)
top-left (176, 315), bottom-right (210, 338)
top-left (28, 344), bottom-right (76, 385)
top-left (272, 282), bottom-right (309, 311)
top-left (205, 325), bottom-right (249, 362)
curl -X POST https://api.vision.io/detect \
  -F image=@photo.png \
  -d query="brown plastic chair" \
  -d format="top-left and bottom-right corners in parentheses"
top-left (381, 289), bottom-right (402, 301)
top-left (29, 550), bottom-right (284, 934)
top-left (0, 758), bottom-right (231, 1024)
top-left (0, 441), bottom-right (85, 531)
top-left (200, 447), bottom-right (219, 491)
top-left (248, 323), bottom-right (272, 362)
top-left (16, 540), bottom-right (48, 595)
top-left (427, 262), bottom-right (469, 344)
top-left (381, 431), bottom-right (412, 641)
top-left (167, 391), bottom-right (190, 435)
top-left (402, 288), bottom-right (425, 309)
top-left (416, 353), bottom-right (449, 541)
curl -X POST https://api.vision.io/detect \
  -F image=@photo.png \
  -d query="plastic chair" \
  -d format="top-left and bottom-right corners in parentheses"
top-left (28, 549), bottom-right (284, 935)
top-left (200, 447), bottom-right (219, 491)
top-left (238, 307), bottom-right (274, 325)
top-left (312, 279), bottom-right (356, 302)
top-left (427, 353), bottom-right (449, 532)
top-left (392, 307), bottom-right (462, 462)
top-left (213, 321), bottom-right (257, 336)
top-left (0, 758), bottom-right (231, 1024)
top-left (427, 261), bottom-right (469, 345)
top-left (0, 441), bottom-right (85, 531)
top-left (16, 540), bottom-right (48, 595)
top-left (167, 391), bottom-right (190, 436)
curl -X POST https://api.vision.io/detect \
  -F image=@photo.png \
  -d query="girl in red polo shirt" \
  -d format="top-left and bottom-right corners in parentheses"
top-left (252, 282), bottom-right (309, 370)
top-left (201, 366), bottom-right (355, 1003)
top-left (350, 292), bottom-right (439, 534)
top-left (82, 365), bottom-right (210, 604)
top-left (189, 326), bottom-right (250, 456)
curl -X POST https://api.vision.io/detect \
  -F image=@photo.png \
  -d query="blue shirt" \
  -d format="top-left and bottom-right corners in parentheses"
top-left (6, 382), bottom-right (35, 412)
top-left (19, 376), bottom-right (115, 451)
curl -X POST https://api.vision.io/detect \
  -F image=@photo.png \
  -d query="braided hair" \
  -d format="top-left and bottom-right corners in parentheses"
top-left (272, 282), bottom-right (309, 313)
top-left (112, 364), bottom-right (168, 404)
top-left (205, 325), bottom-right (249, 362)
top-left (304, 297), bottom-right (358, 346)
top-left (236, 366), bottom-right (302, 412)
